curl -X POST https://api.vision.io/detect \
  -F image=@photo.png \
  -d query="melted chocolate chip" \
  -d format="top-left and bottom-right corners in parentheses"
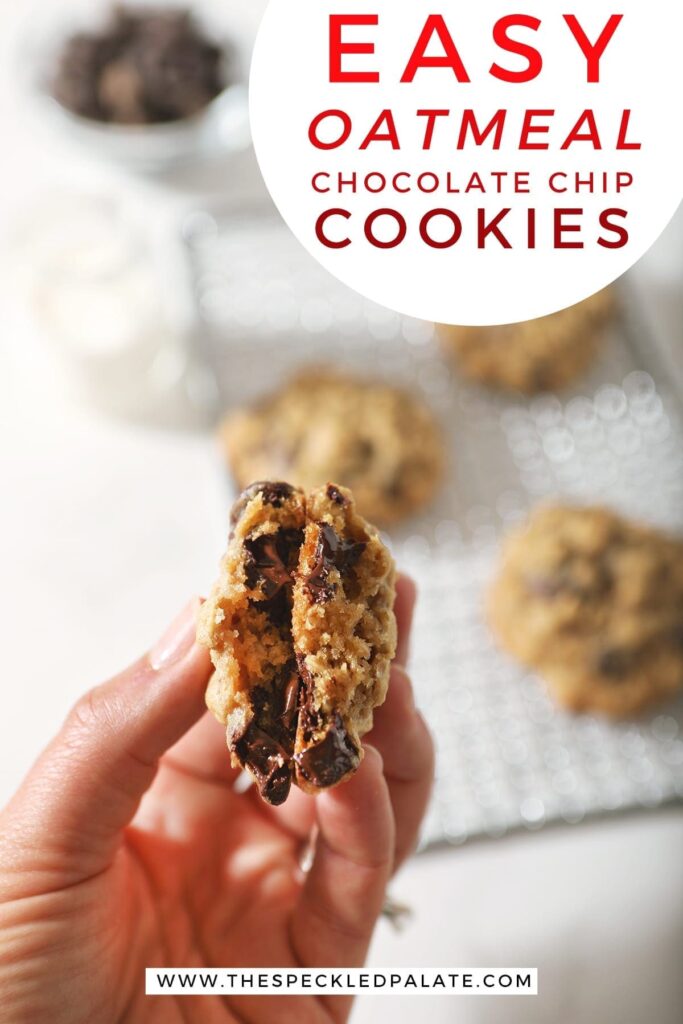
top-left (244, 528), bottom-right (303, 599)
top-left (299, 704), bottom-right (323, 745)
top-left (281, 670), bottom-right (302, 734)
top-left (597, 647), bottom-right (634, 680)
top-left (230, 481), bottom-right (296, 533)
top-left (296, 651), bottom-right (313, 688)
top-left (247, 662), bottom-right (301, 751)
top-left (250, 686), bottom-right (270, 714)
top-left (326, 484), bottom-right (349, 507)
top-left (234, 723), bottom-right (293, 805)
top-left (305, 523), bottom-right (366, 604)
top-left (261, 589), bottom-right (291, 630)
top-left (295, 713), bottom-right (359, 788)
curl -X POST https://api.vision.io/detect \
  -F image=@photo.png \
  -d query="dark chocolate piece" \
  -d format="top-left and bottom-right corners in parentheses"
top-left (326, 484), bottom-right (349, 507)
top-left (230, 481), bottom-right (296, 532)
top-left (597, 647), bottom-right (635, 680)
top-left (280, 670), bottom-right (301, 734)
top-left (295, 713), bottom-right (359, 789)
top-left (52, 7), bottom-right (226, 125)
top-left (244, 527), bottom-right (303, 599)
top-left (234, 723), bottom-right (293, 806)
top-left (305, 523), bottom-right (366, 604)
top-left (244, 535), bottom-right (291, 598)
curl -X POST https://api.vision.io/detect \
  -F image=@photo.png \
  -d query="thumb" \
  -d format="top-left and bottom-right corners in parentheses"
top-left (1, 599), bottom-right (212, 888)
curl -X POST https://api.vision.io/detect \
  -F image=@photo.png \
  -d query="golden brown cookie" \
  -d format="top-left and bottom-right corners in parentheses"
top-left (488, 505), bottom-right (683, 717)
top-left (220, 368), bottom-right (444, 526)
top-left (292, 484), bottom-right (397, 793)
top-left (197, 481), bottom-right (396, 803)
top-left (439, 289), bottom-right (615, 394)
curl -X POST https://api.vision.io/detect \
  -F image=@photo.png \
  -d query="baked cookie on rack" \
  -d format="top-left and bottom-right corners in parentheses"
top-left (220, 367), bottom-right (444, 526)
top-left (197, 481), bottom-right (396, 803)
top-left (438, 289), bottom-right (615, 394)
top-left (488, 504), bottom-right (683, 717)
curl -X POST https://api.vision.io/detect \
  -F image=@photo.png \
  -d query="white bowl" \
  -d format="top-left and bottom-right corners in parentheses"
top-left (18, 0), bottom-right (252, 174)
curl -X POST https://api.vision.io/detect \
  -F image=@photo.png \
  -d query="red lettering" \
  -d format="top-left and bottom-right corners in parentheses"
top-left (360, 109), bottom-right (400, 149)
top-left (420, 209), bottom-right (463, 248)
top-left (563, 14), bottom-right (623, 83)
top-left (457, 109), bottom-right (506, 149)
top-left (554, 208), bottom-right (584, 248)
top-left (329, 15), bottom-right (379, 83)
top-left (316, 209), bottom-right (351, 248)
top-left (561, 109), bottom-right (602, 149)
top-left (598, 208), bottom-right (629, 248)
top-left (312, 173), bottom-right (330, 193)
top-left (401, 15), bottom-right (470, 83)
top-left (519, 110), bottom-right (554, 149)
top-left (309, 110), bottom-right (352, 150)
top-left (364, 209), bottom-right (407, 248)
top-left (478, 208), bottom-right (512, 248)
top-left (616, 110), bottom-right (641, 150)
top-left (490, 15), bottom-right (542, 83)
top-left (417, 109), bottom-right (449, 149)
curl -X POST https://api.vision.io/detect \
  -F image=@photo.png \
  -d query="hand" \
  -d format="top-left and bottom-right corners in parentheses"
top-left (0, 577), bottom-right (433, 1024)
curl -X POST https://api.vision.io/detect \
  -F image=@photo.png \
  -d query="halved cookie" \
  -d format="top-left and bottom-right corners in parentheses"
top-left (197, 481), bottom-right (306, 805)
top-left (292, 484), bottom-right (397, 793)
top-left (198, 481), bottom-right (396, 803)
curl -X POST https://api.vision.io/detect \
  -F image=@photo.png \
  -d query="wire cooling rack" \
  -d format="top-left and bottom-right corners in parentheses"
top-left (181, 202), bottom-right (683, 848)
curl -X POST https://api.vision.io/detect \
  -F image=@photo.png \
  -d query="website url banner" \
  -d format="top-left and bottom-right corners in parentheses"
top-left (146, 967), bottom-right (537, 996)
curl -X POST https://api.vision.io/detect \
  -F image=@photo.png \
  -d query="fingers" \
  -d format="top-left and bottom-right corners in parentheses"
top-left (3, 599), bottom-right (212, 886)
top-left (366, 664), bottom-right (435, 870)
top-left (257, 573), bottom-right (428, 862)
top-left (394, 574), bottom-right (417, 667)
top-left (289, 746), bottom-right (393, 974)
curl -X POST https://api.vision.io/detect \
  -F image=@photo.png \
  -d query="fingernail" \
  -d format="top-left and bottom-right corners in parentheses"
top-left (149, 598), bottom-right (200, 671)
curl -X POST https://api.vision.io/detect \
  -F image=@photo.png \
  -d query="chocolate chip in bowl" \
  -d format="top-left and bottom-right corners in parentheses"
top-left (197, 481), bottom-right (397, 804)
top-left (52, 6), bottom-right (227, 125)
top-left (21, 2), bottom-right (249, 172)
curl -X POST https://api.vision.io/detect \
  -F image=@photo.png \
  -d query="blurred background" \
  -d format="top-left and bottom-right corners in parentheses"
top-left (0, 2), bottom-right (682, 1022)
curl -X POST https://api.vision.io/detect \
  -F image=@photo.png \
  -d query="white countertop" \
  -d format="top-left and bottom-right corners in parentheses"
top-left (0, 3), bottom-right (681, 1022)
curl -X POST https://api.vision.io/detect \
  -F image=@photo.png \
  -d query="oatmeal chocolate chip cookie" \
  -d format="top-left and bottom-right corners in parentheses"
top-left (438, 289), bottom-right (614, 394)
top-left (220, 368), bottom-right (444, 527)
top-left (198, 481), bottom-right (396, 803)
top-left (292, 484), bottom-right (397, 793)
top-left (198, 482), bottom-right (306, 805)
top-left (489, 505), bottom-right (683, 717)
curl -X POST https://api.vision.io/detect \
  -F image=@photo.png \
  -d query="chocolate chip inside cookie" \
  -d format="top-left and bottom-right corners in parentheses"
top-left (198, 481), bottom-right (396, 802)
top-left (294, 711), bottom-right (359, 789)
top-left (305, 523), bottom-right (366, 604)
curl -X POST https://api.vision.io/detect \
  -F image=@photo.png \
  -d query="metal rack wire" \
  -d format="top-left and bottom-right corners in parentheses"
top-left (183, 203), bottom-right (683, 848)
